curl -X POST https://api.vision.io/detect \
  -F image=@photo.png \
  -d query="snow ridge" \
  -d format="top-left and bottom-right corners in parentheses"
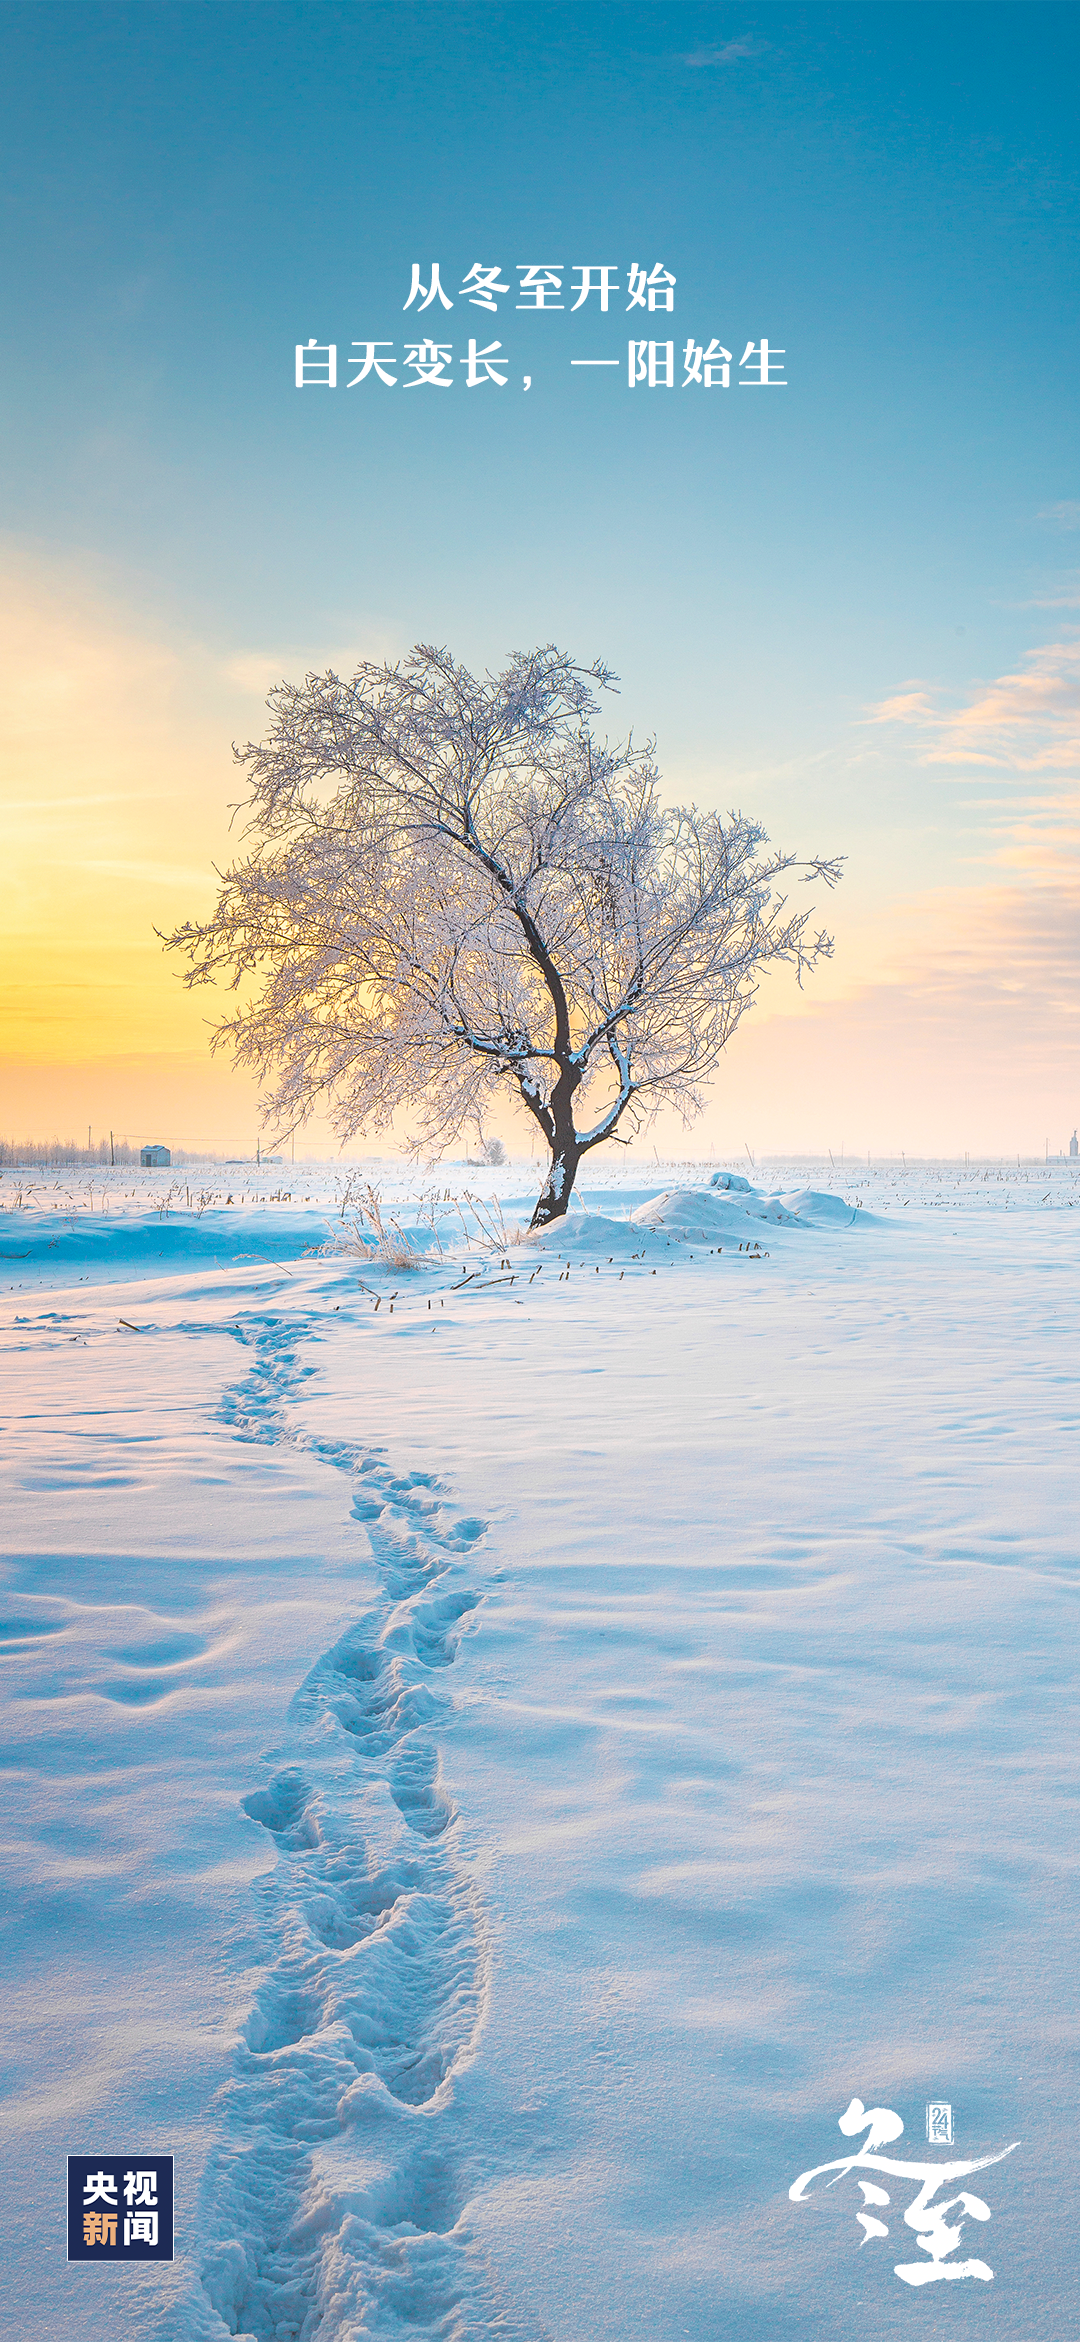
top-left (182, 1308), bottom-right (510, 2342)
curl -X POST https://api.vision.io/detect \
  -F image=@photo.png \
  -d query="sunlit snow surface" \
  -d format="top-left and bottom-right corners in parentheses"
top-left (2, 1156), bottom-right (1078, 2339)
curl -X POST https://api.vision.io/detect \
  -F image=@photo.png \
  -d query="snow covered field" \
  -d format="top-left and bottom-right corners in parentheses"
top-left (2, 1157), bottom-right (1078, 2340)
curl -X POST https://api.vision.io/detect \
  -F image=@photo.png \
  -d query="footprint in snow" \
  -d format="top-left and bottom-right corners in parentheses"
top-left (186, 1310), bottom-right (507, 2342)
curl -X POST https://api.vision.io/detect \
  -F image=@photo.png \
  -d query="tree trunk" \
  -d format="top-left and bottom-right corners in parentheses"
top-left (529, 1141), bottom-right (581, 1229)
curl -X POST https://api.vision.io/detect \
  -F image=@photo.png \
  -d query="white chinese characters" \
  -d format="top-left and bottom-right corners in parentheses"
top-left (346, 341), bottom-right (397, 386)
top-left (683, 338), bottom-right (731, 387)
top-left (626, 260), bottom-right (676, 311)
top-left (81, 2163), bottom-right (159, 2250)
top-left (401, 260), bottom-right (677, 312)
top-left (122, 2165), bottom-right (158, 2247)
top-left (458, 263), bottom-right (509, 310)
top-left (295, 338), bottom-right (336, 388)
top-left (403, 263), bottom-right (452, 312)
top-left (627, 338), bottom-right (785, 388)
top-left (293, 257), bottom-right (788, 395)
top-left (789, 2098), bottom-right (1018, 2288)
top-left (402, 339), bottom-right (453, 388)
top-left (629, 339), bottom-right (674, 388)
top-left (124, 2168), bottom-right (158, 2207)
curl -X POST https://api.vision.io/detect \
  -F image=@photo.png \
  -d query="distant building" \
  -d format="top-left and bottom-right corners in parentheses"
top-left (140, 1144), bottom-right (171, 1167)
top-left (1071, 1130), bottom-right (1078, 1159)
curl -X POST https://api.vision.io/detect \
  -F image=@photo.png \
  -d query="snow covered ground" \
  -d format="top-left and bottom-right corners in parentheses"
top-left (2, 1156), bottom-right (1078, 2339)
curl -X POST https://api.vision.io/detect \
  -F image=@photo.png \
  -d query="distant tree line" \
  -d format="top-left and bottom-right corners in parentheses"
top-left (0, 1140), bottom-right (201, 1169)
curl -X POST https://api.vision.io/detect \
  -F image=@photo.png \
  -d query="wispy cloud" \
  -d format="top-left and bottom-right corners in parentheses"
top-left (1037, 501), bottom-right (1080, 531)
top-left (866, 637), bottom-right (1080, 772)
top-left (864, 686), bottom-right (937, 728)
top-left (679, 36), bottom-right (765, 67)
top-left (1014, 578), bottom-right (1080, 610)
top-left (712, 864), bottom-right (1080, 1151)
top-left (887, 873), bottom-right (1080, 1010)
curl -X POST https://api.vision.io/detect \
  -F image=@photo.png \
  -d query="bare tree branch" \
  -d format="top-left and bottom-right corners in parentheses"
top-left (165, 644), bottom-right (841, 1225)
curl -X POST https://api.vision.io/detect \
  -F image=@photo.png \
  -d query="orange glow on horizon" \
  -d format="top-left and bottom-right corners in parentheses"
top-left (2, 549), bottom-right (1077, 1159)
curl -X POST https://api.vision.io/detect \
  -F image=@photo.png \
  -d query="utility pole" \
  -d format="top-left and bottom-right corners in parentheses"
top-left (110, 1129), bottom-right (115, 1166)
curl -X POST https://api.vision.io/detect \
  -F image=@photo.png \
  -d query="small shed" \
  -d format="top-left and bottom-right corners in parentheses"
top-left (140, 1144), bottom-right (171, 1167)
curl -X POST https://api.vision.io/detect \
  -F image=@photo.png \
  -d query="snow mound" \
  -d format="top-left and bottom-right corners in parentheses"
top-left (517, 1186), bottom-right (792, 1260)
top-left (520, 1211), bottom-right (654, 1259)
top-left (632, 1186), bottom-right (801, 1233)
top-left (514, 1185), bottom-right (885, 1259)
top-left (774, 1187), bottom-right (884, 1228)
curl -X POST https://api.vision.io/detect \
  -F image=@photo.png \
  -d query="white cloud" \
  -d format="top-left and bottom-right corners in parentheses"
top-left (1015, 581), bottom-right (1080, 610)
top-left (864, 685), bottom-right (937, 728)
top-left (865, 637), bottom-right (1080, 773)
top-left (679, 36), bottom-right (765, 67)
top-left (1037, 501), bottom-right (1080, 531)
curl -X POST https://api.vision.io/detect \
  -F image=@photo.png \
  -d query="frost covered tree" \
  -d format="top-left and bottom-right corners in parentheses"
top-left (168, 645), bottom-right (841, 1227)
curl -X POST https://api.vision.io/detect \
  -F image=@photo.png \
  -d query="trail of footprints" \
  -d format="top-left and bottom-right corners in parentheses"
top-left (190, 1312), bottom-right (511, 2342)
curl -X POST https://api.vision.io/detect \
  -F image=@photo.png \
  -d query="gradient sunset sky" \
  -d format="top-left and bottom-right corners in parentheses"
top-left (3, 0), bottom-right (1078, 1156)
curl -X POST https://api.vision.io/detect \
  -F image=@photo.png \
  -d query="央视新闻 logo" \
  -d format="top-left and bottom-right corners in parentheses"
top-left (66, 2157), bottom-right (173, 2261)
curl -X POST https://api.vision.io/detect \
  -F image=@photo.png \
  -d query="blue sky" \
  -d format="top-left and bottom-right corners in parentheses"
top-left (2, 2), bottom-right (1078, 1151)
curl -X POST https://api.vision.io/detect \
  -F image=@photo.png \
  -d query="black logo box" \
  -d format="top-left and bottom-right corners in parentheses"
top-left (67, 2157), bottom-right (174, 2261)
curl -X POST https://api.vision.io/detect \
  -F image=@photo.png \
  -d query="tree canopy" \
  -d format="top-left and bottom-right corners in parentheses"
top-left (168, 644), bottom-right (841, 1224)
